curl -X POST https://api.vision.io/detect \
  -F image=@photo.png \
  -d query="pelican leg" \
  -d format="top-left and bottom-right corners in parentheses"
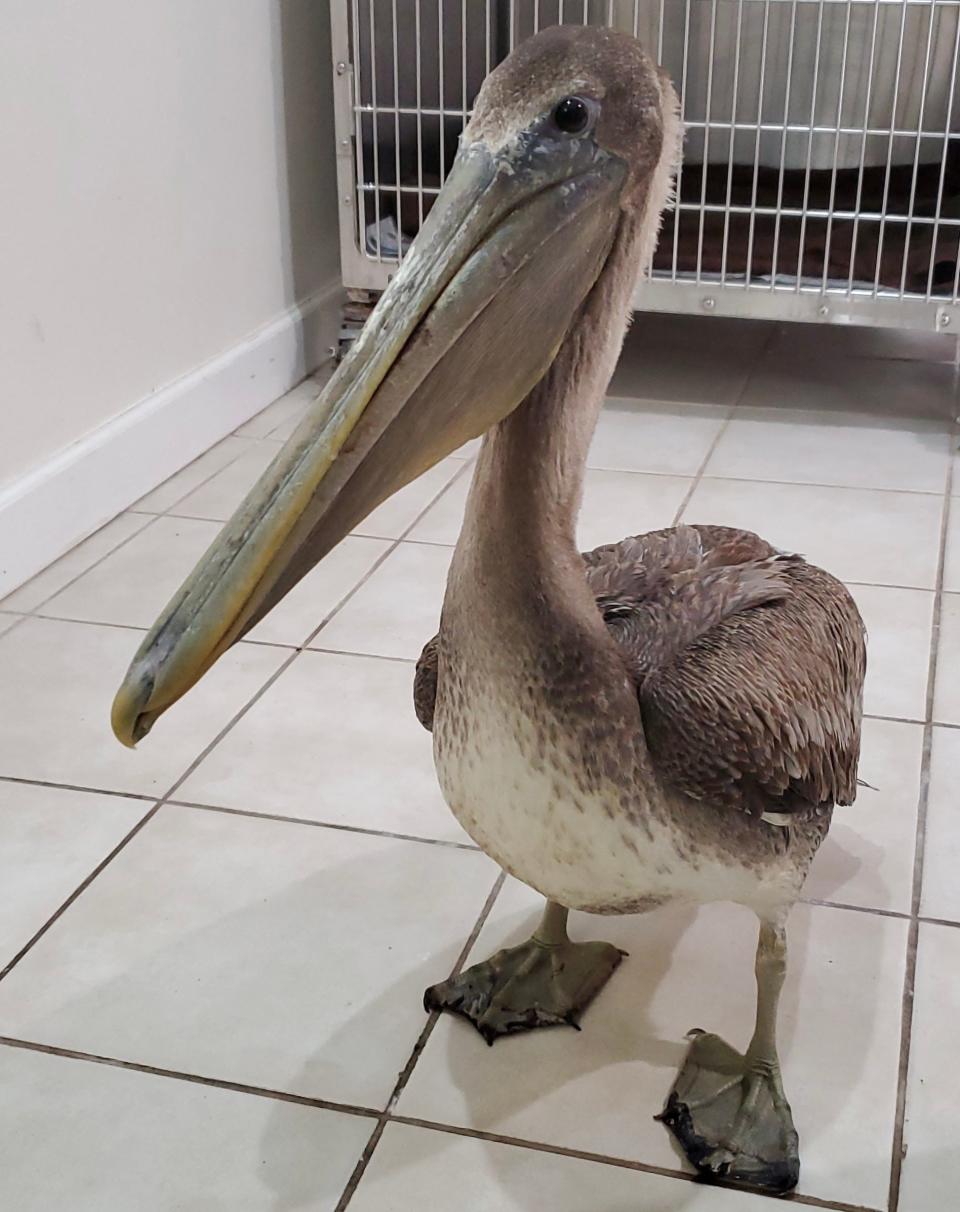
top-left (424, 900), bottom-right (624, 1045)
top-left (657, 919), bottom-right (800, 1194)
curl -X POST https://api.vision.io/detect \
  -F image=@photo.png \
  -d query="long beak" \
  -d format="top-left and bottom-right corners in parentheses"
top-left (112, 133), bottom-right (626, 746)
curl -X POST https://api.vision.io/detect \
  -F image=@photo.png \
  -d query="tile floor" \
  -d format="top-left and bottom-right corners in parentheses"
top-left (0, 313), bottom-right (958, 1211)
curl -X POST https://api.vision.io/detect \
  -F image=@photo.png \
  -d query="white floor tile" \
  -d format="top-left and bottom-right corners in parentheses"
top-left (0, 805), bottom-right (498, 1106)
top-left (577, 471), bottom-right (693, 552)
top-left (588, 399), bottom-right (728, 476)
top-left (245, 535), bottom-right (392, 648)
top-left (131, 436), bottom-right (252, 513)
top-left (933, 595), bottom-right (960, 725)
top-left (849, 584), bottom-right (935, 722)
top-left (0, 513), bottom-right (152, 613)
top-left (0, 1044), bottom-right (371, 1212)
top-left (743, 352), bottom-right (959, 421)
top-left (0, 783), bottom-right (146, 966)
top-left (317, 542), bottom-right (452, 661)
top-left (235, 373), bottom-right (327, 440)
top-left (179, 650), bottom-right (467, 843)
top-left (398, 890), bottom-right (906, 1210)
top-left (352, 1122), bottom-right (786, 1211)
top-left (0, 617), bottom-right (287, 796)
top-left (707, 408), bottom-right (950, 494)
top-left (408, 469), bottom-right (692, 551)
top-left (806, 717), bottom-right (922, 915)
top-left (169, 440), bottom-right (283, 522)
top-left (920, 727), bottom-right (960, 924)
top-left (353, 460), bottom-right (466, 540)
top-left (452, 437), bottom-right (481, 459)
top-left (899, 923), bottom-right (960, 1212)
top-left (404, 476), bottom-right (470, 546)
top-left (39, 515), bottom-right (222, 629)
top-left (684, 478), bottom-right (943, 589)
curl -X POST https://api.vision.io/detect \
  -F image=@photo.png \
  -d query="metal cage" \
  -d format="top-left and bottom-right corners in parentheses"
top-left (330, 1), bottom-right (960, 332)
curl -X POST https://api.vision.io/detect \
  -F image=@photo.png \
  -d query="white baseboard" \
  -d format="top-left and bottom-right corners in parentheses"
top-left (0, 279), bottom-right (343, 599)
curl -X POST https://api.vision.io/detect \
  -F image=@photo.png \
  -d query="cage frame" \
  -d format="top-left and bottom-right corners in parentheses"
top-left (330, 0), bottom-right (960, 334)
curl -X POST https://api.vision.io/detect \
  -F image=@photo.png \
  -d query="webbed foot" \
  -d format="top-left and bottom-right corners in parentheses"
top-left (657, 1030), bottom-right (800, 1195)
top-left (424, 933), bottom-right (624, 1045)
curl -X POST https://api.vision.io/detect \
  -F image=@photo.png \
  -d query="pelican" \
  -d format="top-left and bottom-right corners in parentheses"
top-left (112, 25), bottom-right (865, 1195)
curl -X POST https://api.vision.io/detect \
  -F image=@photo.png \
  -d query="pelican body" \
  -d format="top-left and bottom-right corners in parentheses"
top-left (112, 26), bottom-right (866, 1195)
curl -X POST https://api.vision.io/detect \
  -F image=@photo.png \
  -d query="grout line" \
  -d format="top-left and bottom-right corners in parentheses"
top-left (374, 535), bottom-right (457, 550)
top-left (695, 474), bottom-right (950, 500)
top-left (167, 799), bottom-right (481, 852)
top-left (334, 870), bottom-right (507, 1211)
top-left (240, 638), bottom-right (299, 651)
top-left (0, 1036), bottom-right (380, 1120)
top-left (381, 1115), bottom-right (881, 1212)
top-left (0, 774), bottom-right (157, 803)
top-left (671, 325), bottom-right (777, 527)
top-left (670, 410), bottom-right (736, 527)
top-left (304, 646), bottom-right (417, 665)
top-left (801, 898), bottom-right (910, 922)
top-left (333, 1122), bottom-right (389, 1212)
top-left (887, 426), bottom-right (955, 1212)
top-left (231, 430), bottom-right (291, 446)
top-left (386, 870), bottom-right (507, 1114)
top-left (919, 914), bottom-right (960, 930)
top-left (0, 802), bottom-right (162, 982)
top-left (863, 712), bottom-right (925, 728)
top-left (30, 613), bottom-right (147, 632)
top-left (843, 580), bottom-right (937, 594)
top-left (0, 615), bottom-right (31, 642)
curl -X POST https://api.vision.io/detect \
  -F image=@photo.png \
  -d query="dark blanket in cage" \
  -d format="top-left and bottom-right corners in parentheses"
top-left (656, 155), bottom-right (960, 295)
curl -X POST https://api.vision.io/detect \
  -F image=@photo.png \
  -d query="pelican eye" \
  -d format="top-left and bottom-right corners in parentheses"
top-left (551, 96), bottom-right (592, 135)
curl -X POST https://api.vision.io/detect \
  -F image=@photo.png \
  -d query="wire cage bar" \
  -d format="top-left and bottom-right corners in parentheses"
top-left (330, 0), bottom-right (960, 331)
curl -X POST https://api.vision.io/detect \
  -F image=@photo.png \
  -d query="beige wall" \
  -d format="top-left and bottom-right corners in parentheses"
top-left (0, 0), bottom-right (340, 490)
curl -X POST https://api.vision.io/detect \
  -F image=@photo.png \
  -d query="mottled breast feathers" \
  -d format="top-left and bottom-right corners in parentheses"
top-left (414, 524), bottom-right (866, 819)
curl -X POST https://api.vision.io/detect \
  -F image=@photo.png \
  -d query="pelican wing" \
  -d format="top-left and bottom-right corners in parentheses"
top-left (414, 635), bottom-right (440, 731)
top-left (585, 525), bottom-right (866, 817)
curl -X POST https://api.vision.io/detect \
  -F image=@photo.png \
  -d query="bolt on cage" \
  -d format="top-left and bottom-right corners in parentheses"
top-left (330, 1), bottom-right (960, 332)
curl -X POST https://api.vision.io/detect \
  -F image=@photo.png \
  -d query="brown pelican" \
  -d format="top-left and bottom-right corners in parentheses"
top-left (111, 25), bottom-right (865, 1195)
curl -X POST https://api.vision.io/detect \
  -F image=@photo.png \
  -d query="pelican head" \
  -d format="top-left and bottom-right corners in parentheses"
top-left (112, 24), bottom-right (680, 746)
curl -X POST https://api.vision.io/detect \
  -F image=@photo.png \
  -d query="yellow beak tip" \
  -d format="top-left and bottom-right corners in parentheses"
top-left (111, 682), bottom-right (148, 749)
